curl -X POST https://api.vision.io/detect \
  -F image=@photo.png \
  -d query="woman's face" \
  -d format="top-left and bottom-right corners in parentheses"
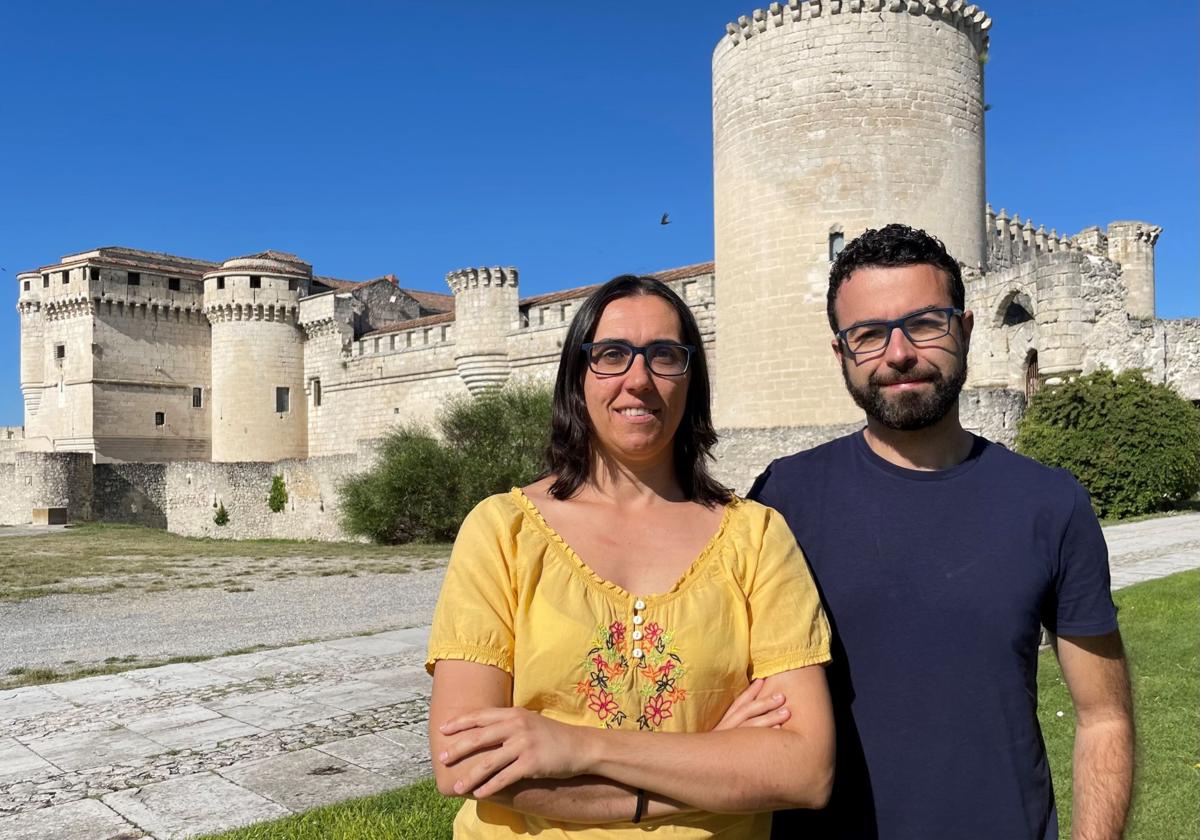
top-left (583, 294), bottom-right (690, 469)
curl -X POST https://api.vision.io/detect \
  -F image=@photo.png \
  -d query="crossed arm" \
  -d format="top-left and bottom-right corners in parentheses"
top-left (428, 659), bottom-right (835, 823)
top-left (1052, 630), bottom-right (1134, 840)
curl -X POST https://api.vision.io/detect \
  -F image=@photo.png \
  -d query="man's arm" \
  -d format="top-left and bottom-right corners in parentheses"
top-left (1051, 630), bottom-right (1134, 840)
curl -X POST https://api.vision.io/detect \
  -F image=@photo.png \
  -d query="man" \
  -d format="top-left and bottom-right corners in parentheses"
top-left (749, 224), bottom-right (1134, 839)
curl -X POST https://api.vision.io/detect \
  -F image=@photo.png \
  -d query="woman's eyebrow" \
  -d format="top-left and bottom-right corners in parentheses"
top-left (592, 337), bottom-right (681, 344)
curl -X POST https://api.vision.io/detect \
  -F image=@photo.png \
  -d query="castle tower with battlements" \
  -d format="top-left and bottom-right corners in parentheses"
top-left (204, 252), bottom-right (311, 462)
top-left (712, 0), bottom-right (991, 428)
top-left (446, 267), bottom-right (519, 395)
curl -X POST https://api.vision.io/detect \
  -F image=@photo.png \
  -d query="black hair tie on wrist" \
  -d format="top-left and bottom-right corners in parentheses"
top-left (632, 788), bottom-right (647, 824)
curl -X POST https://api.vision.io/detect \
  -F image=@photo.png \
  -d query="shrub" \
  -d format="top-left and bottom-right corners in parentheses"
top-left (441, 384), bottom-right (553, 509)
top-left (339, 427), bottom-right (463, 543)
top-left (339, 384), bottom-right (552, 543)
top-left (267, 474), bottom-right (288, 513)
top-left (213, 502), bottom-right (229, 526)
top-left (1015, 368), bottom-right (1200, 519)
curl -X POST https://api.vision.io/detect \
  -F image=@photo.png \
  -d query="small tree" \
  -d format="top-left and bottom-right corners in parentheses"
top-left (213, 502), bottom-right (230, 526)
top-left (339, 426), bottom-right (464, 543)
top-left (339, 384), bottom-right (552, 543)
top-left (268, 474), bottom-right (288, 513)
top-left (1016, 368), bottom-right (1200, 519)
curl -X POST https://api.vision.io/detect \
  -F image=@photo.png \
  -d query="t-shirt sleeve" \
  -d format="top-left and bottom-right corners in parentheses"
top-left (1044, 479), bottom-right (1119, 637)
top-left (745, 505), bottom-right (832, 679)
top-left (745, 460), bottom-right (778, 507)
top-left (425, 497), bottom-right (519, 675)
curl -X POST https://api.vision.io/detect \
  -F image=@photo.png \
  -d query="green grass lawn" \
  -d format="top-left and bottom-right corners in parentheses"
top-left (203, 570), bottom-right (1200, 840)
top-left (0, 522), bottom-right (449, 602)
top-left (1038, 568), bottom-right (1200, 839)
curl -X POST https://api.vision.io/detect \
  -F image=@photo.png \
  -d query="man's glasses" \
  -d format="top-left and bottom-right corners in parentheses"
top-left (837, 307), bottom-right (964, 357)
top-left (581, 341), bottom-right (695, 376)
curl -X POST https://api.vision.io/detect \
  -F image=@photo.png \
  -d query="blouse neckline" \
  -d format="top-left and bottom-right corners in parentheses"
top-left (509, 487), bottom-right (735, 606)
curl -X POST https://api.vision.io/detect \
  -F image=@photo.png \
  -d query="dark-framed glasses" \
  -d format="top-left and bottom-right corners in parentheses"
top-left (837, 307), bottom-right (964, 357)
top-left (581, 340), bottom-right (695, 376)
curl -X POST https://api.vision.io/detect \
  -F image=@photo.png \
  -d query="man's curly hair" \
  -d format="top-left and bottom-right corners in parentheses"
top-left (827, 223), bottom-right (964, 332)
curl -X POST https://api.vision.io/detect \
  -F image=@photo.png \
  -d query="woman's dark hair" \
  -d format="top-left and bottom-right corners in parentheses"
top-left (545, 274), bottom-right (731, 506)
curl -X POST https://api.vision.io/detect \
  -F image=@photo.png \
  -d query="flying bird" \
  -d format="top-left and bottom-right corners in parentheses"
top-left (660, 213), bottom-right (670, 226)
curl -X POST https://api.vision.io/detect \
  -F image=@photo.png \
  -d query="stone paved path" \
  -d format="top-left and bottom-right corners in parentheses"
top-left (1, 513), bottom-right (1198, 840)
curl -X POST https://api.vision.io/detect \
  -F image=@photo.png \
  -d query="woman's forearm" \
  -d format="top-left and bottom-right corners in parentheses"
top-left (489, 777), bottom-right (690, 824)
top-left (577, 727), bottom-right (833, 812)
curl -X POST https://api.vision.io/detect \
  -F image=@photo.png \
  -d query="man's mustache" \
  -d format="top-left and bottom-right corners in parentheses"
top-left (868, 369), bottom-right (942, 387)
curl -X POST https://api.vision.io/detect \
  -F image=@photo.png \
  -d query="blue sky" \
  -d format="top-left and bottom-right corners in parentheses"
top-left (1, 1), bottom-right (1195, 426)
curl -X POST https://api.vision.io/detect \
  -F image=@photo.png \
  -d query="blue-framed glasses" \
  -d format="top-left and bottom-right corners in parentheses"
top-left (837, 307), bottom-right (964, 357)
top-left (581, 340), bottom-right (695, 376)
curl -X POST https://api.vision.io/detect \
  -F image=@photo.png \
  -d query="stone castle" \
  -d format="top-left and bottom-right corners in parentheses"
top-left (8, 0), bottom-right (1198, 536)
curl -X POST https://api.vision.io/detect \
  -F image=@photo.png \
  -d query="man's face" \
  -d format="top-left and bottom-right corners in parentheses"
top-left (831, 263), bottom-right (973, 431)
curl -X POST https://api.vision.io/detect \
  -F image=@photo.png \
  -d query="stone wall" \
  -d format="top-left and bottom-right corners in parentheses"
top-left (711, 422), bottom-right (863, 496)
top-left (93, 462), bottom-right (169, 528)
top-left (156, 455), bottom-right (363, 541)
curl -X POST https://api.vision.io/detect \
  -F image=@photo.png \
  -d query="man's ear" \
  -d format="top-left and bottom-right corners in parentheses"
top-left (831, 336), bottom-right (844, 363)
top-left (960, 309), bottom-right (974, 353)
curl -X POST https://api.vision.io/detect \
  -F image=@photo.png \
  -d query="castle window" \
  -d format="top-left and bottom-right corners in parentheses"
top-left (54, 344), bottom-right (65, 360)
top-left (249, 276), bottom-right (262, 289)
top-left (169, 277), bottom-right (181, 291)
top-left (519, 307), bottom-right (530, 328)
top-left (312, 378), bottom-right (322, 407)
top-left (217, 277), bottom-right (225, 290)
top-left (154, 411), bottom-right (165, 427)
top-left (22, 281), bottom-right (29, 291)
top-left (440, 325), bottom-right (449, 341)
top-left (288, 279), bottom-right (298, 292)
top-left (192, 387), bottom-right (203, 408)
top-left (275, 386), bottom-right (290, 413)
top-left (62, 271), bottom-right (70, 285)
top-left (127, 272), bottom-right (140, 286)
top-left (829, 232), bottom-right (845, 261)
top-left (90, 267), bottom-right (100, 282)
top-left (42, 274), bottom-right (49, 287)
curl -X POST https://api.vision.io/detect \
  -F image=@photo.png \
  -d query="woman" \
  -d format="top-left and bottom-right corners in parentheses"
top-left (427, 275), bottom-right (833, 838)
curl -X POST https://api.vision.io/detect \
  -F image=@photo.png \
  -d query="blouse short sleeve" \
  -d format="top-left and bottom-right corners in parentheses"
top-left (425, 495), bottom-right (520, 675)
top-left (744, 504), bottom-right (832, 679)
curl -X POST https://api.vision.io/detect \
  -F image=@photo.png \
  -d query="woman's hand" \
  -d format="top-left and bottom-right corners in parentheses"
top-left (438, 707), bottom-right (593, 798)
top-left (714, 678), bottom-right (791, 730)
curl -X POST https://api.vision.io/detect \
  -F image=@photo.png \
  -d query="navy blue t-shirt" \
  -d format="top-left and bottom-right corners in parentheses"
top-left (748, 432), bottom-right (1117, 840)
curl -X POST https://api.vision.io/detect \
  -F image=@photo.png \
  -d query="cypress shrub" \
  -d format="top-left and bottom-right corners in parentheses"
top-left (339, 385), bottom-right (552, 543)
top-left (1015, 369), bottom-right (1200, 519)
top-left (267, 474), bottom-right (288, 513)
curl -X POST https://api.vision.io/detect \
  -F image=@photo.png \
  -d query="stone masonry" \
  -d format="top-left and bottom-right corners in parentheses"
top-left (8, 1), bottom-right (1198, 535)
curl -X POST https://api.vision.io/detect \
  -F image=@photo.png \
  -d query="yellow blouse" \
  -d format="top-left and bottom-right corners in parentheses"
top-left (426, 489), bottom-right (831, 839)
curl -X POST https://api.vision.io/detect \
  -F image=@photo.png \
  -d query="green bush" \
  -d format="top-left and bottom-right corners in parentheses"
top-left (213, 502), bottom-right (229, 527)
top-left (1015, 369), bottom-right (1200, 519)
top-left (339, 385), bottom-right (552, 543)
top-left (268, 474), bottom-right (288, 513)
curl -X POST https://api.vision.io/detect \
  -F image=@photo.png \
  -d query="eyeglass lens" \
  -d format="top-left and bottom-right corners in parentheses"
top-left (844, 310), bottom-right (953, 354)
top-left (588, 342), bottom-right (690, 375)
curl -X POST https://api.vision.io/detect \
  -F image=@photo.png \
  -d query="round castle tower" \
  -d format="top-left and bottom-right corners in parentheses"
top-left (446, 266), bottom-right (518, 394)
top-left (15, 272), bottom-right (45, 430)
top-left (203, 252), bottom-right (312, 462)
top-left (712, 0), bottom-right (991, 428)
top-left (1106, 221), bottom-right (1160, 320)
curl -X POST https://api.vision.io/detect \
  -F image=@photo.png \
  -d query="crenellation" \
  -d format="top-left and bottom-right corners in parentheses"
top-left (6, 3), bottom-right (1194, 532)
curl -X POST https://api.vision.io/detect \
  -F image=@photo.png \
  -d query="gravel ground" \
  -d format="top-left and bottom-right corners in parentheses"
top-left (0, 568), bottom-right (448, 674)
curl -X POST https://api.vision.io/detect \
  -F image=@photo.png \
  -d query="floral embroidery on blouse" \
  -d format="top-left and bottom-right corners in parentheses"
top-left (580, 620), bottom-right (687, 730)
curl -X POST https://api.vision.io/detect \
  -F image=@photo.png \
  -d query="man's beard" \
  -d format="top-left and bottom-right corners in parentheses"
top-left (841, 356), bottom-right (968, 431)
